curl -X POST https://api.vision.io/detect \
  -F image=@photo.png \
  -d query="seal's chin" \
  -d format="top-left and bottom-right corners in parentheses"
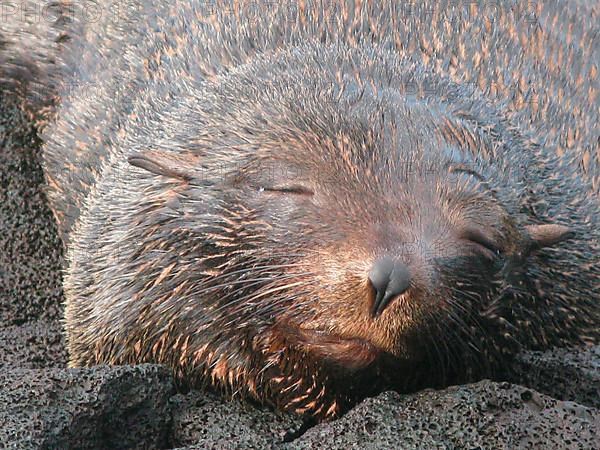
top-left (280, 324), bottom-right (383, 371)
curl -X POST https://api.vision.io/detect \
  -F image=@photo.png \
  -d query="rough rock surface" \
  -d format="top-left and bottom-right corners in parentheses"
top-left (503, 346), bottom-right (600, 410)
top-left (0, 365), bottom-right (174, 449)
top-left (169, 390), bottom-right (304, 449)
top-left (284, 381), bottom-right (600, 450)
top-left (0, 320), bottom-right (66, 369)
top-left (0, 92), bottom-right (66, 370)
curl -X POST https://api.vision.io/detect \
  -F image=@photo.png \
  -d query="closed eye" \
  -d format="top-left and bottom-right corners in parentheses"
top-left (449, 165), bottom-right (485, 182)
top-left (261, 185), bottom-right (314, 196)
top-left (460, 228), bottom-right (502, 259)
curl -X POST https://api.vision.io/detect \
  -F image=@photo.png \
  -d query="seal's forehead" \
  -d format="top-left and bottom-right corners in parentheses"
top-left (242, 139), bottom-right (482, 195)
top-left (252, 115), bottom-right (479, 181)
top-left (222, 75), bottom-right (493, 186)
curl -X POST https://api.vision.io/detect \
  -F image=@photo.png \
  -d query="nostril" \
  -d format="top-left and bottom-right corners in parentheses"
top-left (368, 257), bottom-right (411, 318)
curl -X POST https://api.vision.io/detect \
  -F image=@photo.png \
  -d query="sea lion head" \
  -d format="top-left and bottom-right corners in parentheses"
top-left (126, 44), bottom-right (573, 417)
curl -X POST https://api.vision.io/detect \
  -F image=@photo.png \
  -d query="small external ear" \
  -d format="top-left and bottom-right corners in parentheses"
top-left (128, 150), bottom-right (199, 182)
top-left (525, 224), bottom-right (575, 250)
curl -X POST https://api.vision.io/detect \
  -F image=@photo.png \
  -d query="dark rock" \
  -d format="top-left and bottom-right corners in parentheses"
top-left (0, 364), bottom-right (174, 450)
top-left (0, 320), bottom-right (67, 368)
top-left (284, 381), bottom-right (600, 449)
top-left (169, 389), bottom-right (303, 449)
top-left (502, 346), bottom-right (600, 409)
top-left (0, 92), bottom-right (64, 327)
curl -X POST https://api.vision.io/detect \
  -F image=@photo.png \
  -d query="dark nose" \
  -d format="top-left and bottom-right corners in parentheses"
top-left (368, 257), bottom-right (411, 318)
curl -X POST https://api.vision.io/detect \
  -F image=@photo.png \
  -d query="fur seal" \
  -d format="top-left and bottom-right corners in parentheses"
top-left (1, 0), bottom-right (598, 418)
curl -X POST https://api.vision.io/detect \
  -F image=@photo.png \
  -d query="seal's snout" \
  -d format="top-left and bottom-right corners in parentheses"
top-left (368, 257), bottom-right (411, 318)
